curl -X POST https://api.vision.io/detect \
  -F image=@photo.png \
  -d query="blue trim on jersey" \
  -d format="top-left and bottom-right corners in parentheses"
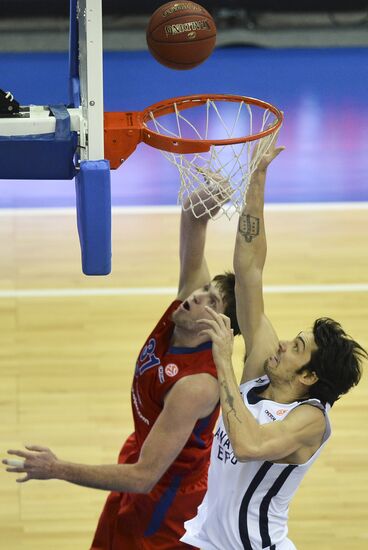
top-left (259, 464), bottom-right (298, 548)
top-left (167, 341), bottom-right (212, 355)
top-left (238, 461), bottom-right (299, 549)
top-left (247, 383), bottom-right (270, 404)
top-left (239, 461), bottom-right (274, 549)
top-left (247, 384), bottom-right (311, 406)
top-left (192, 414), bottom-right (213, 448)
top-left (144, 475), bottom-right (182, 537)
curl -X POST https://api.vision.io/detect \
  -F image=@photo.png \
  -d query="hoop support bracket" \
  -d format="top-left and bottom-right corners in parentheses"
top-left (104, 111), bottom-right (143, 169)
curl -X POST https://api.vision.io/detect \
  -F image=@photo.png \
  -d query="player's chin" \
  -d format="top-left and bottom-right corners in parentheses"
top-left (172, 309), bottom-right (193, 329)
top-left (171, 306), bottom-right (182, 321)
top-left (263, 358), bottom-right (274, 372)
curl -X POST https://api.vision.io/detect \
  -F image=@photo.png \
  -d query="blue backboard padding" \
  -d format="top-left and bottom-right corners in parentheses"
top-left (0, 133), bottom-right (77, 180)
top-left (0, 104), bottom-right (77, 180)
top-left (75, 160), bottom-right (112, 275)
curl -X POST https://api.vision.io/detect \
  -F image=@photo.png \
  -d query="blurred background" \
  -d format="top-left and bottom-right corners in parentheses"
top-left (2, 1), bottom-right (368, 50)
top-left (1, 1), bottom-right (368, 206)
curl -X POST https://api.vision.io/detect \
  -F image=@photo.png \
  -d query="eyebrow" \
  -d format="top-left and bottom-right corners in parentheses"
top-left (206, 284), bottom-right (220, 304)
top-left (296, 335), bottom-right (306, 351)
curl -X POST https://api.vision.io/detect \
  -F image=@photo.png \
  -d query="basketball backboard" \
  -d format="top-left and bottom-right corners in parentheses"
top-left (75, 0), bottom-right (104, 161)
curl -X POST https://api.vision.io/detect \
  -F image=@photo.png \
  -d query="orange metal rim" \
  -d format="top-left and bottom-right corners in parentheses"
top-left (141, 94), bottom-right (283, 153)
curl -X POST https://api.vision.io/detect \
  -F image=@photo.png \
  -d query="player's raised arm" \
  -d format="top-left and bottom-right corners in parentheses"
top-left (177, 170), bottom-right (232, 301)
top-left (233, 133), bottom-right (285, 382)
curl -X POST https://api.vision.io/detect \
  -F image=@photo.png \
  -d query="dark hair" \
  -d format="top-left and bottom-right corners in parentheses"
top-left (297, 317), bottom-right (366, 406)
top-left (213, 271), bottom-right (240, 336)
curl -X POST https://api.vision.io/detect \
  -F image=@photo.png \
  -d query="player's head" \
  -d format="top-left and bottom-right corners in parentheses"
top-left (212, 272), bottom-right (240, 335)
top-left (172, 271), bottom-right (240, 335)
top-left (295, 318), bottom-right (366, 405)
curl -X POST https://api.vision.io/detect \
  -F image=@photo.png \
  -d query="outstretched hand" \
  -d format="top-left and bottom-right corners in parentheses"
top-left (198, 307), bottom-right (234, 370)
top-left (252, 124), bottom-right (285, 172)
top-left (3, 445), bottom-right (58, 483)
top-left (182, 167), bottom-right (233, 218)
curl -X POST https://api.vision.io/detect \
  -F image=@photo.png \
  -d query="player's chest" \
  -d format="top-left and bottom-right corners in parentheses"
top-left (134, 334), bottom-right (181, 381)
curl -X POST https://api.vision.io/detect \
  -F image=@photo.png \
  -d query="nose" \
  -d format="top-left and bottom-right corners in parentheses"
top-left (279, 341), bottom-right (287, 353)
top-left (193, 294), bottom-right (200, 305)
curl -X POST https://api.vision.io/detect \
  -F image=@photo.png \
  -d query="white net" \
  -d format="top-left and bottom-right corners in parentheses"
top-left (146, 98), bottom-right (280, 219)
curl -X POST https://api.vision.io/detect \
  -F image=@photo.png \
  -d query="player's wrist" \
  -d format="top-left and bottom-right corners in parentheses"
top-left (52, 459), bottom-right (71, 481)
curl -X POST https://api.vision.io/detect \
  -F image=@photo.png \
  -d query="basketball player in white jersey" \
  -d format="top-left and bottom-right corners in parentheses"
top-left (181, 132), bottom-right (366, 550)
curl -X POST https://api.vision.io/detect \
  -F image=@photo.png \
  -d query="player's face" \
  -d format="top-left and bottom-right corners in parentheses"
top-left (264, 331), bottom-right (318, 383)
top-left (172, 282), bottom-right (225, 330)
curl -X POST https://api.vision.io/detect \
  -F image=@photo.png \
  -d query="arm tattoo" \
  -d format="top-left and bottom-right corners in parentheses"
top-left (221, 381), bottom-right (242, 430)
top-left (238, 213), bottom-right (260, 242)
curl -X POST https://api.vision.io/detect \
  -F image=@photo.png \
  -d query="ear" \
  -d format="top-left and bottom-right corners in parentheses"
top-left (298, 369), bottom-right (319, 387)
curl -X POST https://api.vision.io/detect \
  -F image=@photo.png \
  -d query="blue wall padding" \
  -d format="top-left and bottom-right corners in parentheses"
top-left (0, 104), bottom-right (77, 179)
top-left (75, 160), bottom-right (112, 275)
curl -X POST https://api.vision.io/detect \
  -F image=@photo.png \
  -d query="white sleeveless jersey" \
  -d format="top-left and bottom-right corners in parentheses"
top-left (182, 376), bottom-right (331, 550)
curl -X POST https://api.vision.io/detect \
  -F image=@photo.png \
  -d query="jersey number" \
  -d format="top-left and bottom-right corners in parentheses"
top-left (136, 338), bottom-right (161, 376)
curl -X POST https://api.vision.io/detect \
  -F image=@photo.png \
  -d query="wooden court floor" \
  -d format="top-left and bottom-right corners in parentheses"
top-left (0, 206), bottom-right (367, 549)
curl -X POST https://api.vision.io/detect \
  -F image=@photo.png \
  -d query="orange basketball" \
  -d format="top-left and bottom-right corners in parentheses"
top-left (146, 1), bottom-right (217, 70)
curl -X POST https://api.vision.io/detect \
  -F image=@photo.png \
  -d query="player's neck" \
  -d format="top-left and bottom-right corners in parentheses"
top-left (261, 382), bottom-right (308, 404)
top-left (171, 327), bottom-right (210, 348)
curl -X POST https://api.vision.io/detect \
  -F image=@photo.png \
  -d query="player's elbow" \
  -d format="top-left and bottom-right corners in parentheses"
top-left (126, 466), bottom-right (158, 494)
top-left (232, 440), bottom-right (266, 463)
top-left (139, 480), bottom-right (155, 494)
top-left (137, 471), bottom-right (158, 494)
top-left (129, 477), bottom-right (154, 494)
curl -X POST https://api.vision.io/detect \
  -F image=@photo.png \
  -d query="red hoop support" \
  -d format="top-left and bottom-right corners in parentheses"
top-left (104, 94), bottom-right (283, 170)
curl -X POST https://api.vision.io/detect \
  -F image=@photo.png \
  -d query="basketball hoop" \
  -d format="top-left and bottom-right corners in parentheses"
top-left (104, 94), bottom-right (283, 219)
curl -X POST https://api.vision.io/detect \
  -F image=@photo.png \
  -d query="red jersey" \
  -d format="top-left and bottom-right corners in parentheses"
top-left (123, 300), bottom-right (220, 483)
top-left (91, 301), bottom-right (220, 549)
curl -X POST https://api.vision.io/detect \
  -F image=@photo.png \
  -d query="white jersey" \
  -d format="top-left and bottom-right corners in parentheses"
top-left (182, 376), bottom-right (331, 550)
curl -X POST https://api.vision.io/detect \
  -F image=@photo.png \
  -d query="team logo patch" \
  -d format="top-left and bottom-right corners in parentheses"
top-left (276, 409), bottom-right (288, 416)
top-left (165, 363), bottom-right (179, 377)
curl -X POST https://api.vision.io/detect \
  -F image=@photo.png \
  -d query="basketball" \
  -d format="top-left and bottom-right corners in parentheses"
top-left (146, 1), bottom-right (217, 70)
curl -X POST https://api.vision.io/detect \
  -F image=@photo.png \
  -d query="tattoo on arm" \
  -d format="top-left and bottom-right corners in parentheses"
top-left (221, 381), bottom-right (242, 430)
top-left (238, 214), bottom-right (260, 242)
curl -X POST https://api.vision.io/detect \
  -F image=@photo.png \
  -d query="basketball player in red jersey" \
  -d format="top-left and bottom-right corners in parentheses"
top-left (4, 180), bottom-right (240, 549)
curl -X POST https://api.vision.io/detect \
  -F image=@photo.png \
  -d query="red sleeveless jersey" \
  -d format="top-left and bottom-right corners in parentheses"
top-left (119, 300), bottom-right (220, 485)
top-left (91, 301), bottom-right (221, 548)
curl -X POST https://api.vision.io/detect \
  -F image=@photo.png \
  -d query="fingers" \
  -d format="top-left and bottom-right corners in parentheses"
top-left (3, 457), bottom-right (27, 475)
top-left (4, 446), bottom-right (52, 484)
top-left (197, 318), bottom-right (223, 338)
top-left (16, 475), bottom-right (30, 483)
top-left (3, 458), bottom-right (25, 469)
top-left (7, 449), bottom-right (30, 459)
top-left (198, 328), bottom-right (214, 340)
top-left (5, 466), bottom-right (25, 473)
top-left (271, 146), bottom-right (285, 159)
top-left (203, 306), bottom-right (231, 327)
top-left (7, 447), bottom-right (43, 459)
top-left (25, 445), bottom-right (50, 453)
top-left (197, 309), bottom-right (233, 341)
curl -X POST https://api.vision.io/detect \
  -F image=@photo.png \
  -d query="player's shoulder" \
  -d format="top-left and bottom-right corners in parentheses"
top-left (172, 372), bottom-right (218, 398)
top-left (165, 373), bottom-right (219, 417)
top-left (285, 401), bottom-right (327, 439)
